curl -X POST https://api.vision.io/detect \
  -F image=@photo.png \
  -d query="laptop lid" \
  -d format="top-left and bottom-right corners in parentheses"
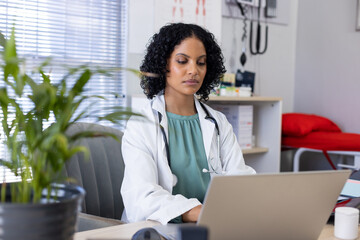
top-left (198, 170), bottom-right (351, 240)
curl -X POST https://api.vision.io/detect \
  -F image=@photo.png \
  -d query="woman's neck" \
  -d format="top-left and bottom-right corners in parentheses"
top-left (164, 93), bottom-right (197, 116)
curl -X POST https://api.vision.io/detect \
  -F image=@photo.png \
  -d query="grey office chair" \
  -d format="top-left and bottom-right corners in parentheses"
top-left (63, 122), bottom-right (125, 231)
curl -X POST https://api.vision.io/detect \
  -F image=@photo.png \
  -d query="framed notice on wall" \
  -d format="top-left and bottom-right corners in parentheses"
top-left (154, 0), bottom-right (222, 43)
top-left (357, 0), bottom-right (360, 31)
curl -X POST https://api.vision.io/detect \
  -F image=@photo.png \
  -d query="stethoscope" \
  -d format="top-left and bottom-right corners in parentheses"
top-left (249, 3), bottom-right (268, 55)
top-left (236, 0), bottom-right (268, 56)
top-left (158, 102), bottom-right (226, 176)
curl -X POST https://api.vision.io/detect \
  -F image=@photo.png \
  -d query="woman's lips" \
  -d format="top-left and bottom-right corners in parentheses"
top-left (183, 79), bottom-right (199, 85)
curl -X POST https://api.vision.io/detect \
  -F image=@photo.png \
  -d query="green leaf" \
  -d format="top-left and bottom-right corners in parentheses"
top-left (70, 95), bottom-right (106, 119)
top-left (3, 28), bottom-right (23, 95)
top-left (122, 67), bottom-right (142, 78)
top-left (39, 70), bottom-right (51, 84)
top-left (66, 146), bottom-right (89, 161)
top-left (0, 159), bottom-right (16, 171)
top-left (98, 106), bottom-right (144, 123)
top-left (4, 28), bottom-right (17, 61)
top-left (70, 69), bottom-right (92, 98)
top-left (37, 57), bottom-right (52, 70)
top-left (64, 64), bottom-right (88, 75)
top-left (25, 74), bottom-right (38, 90)
top-left (0, 88), bottom-right (10, 106)
top-left (69, 130), bottom-right (119, 142)
top-left (71, 99), bottom-right (101, 122)
top-left (0, 31), bottom-right (6, 48)
top-left (107, 67), bottom-right (142, 78)
top-left (54, 133), bottom-right (68, 153)
top-left (59, 78), bottom-right (67, 96)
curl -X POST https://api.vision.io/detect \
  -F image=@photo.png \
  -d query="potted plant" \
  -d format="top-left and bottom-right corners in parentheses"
top-left (0, 29), bottom-right (137, 240)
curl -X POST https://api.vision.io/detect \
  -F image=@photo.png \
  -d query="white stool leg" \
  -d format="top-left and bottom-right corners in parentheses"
top-left (293, 148), bottom-right (307, 172)
top-left (337, 155), bottom-right (345, 170)
top-left (354, 155), bottom-right (360, 170)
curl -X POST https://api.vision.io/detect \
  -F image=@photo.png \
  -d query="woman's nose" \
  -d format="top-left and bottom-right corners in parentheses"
top-left (187, 62), bottom-right (198, 75)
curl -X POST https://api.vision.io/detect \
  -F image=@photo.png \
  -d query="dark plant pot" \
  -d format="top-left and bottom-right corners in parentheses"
top-left (0, 183), bottom-right (85, 240)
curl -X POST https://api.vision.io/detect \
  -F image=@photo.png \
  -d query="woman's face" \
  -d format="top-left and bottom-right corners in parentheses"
top-left (165, 37), bottom-right (207, 98)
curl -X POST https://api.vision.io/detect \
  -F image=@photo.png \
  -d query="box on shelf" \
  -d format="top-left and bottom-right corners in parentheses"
top-left (210, 104), bottom-right (253, 149)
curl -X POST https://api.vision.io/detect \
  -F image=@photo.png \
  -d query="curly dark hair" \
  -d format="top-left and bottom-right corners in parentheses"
top-left (140, 23), bottom-right (226, 101)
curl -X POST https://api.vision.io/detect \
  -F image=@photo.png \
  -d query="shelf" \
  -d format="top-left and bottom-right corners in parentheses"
top-left (242, 147), bottom-right (269, 155)
top-left (207, 96), bottom-right (282, 173)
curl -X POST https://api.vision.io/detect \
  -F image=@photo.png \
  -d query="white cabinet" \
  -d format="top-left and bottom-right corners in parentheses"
top-left (207, 96), bottom-right (282, 173)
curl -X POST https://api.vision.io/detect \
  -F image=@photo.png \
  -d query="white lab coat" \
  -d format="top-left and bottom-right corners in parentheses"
top-left (121, 94), bottom-right (255, 225)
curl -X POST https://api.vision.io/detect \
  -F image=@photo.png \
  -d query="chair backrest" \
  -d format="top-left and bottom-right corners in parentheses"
top-left (63, 122), bottom-right (124, 220)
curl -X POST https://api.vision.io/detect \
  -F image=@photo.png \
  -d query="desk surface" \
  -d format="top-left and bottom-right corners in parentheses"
top-left (74, 221), bottom-right (159, 240)
top-left (73, 221), bottom-right (359, 240)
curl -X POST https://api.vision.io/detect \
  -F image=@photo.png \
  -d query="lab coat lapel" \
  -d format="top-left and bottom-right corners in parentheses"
top-left (152, 94), bottom-right (168, 138)
top-left (195, 98), bottom-right (215, 160)
top-left (152, 94), bottom-right (169, 165)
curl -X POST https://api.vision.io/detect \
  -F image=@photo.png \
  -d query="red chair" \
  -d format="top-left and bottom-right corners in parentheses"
top-left (282, 113), bottom-right (360, 172)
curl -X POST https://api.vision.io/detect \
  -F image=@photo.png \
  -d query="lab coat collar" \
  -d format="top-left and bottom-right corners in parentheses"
top-left (152, 93), bottom-right (168, 138)
top-left (152, 93), bottom-right (166, 117)
top-left (151, 94), bottom-right (171, 179)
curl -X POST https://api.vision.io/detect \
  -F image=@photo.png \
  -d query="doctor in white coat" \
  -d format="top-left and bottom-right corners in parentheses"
top-left (121, 23), bottom-right (255, 225)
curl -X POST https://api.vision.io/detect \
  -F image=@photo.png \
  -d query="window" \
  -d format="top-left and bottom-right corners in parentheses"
top-left (0, 0), bottom-right (128, 182)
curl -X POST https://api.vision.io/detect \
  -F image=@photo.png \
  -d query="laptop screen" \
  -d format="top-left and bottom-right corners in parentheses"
top-left (198, 170), bottom-right (350, 240)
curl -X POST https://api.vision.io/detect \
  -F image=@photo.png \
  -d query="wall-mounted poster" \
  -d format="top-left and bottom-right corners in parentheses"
top-left (154, 0), bottom-right (222, 43)
top-left (357, 0), bottom-right (360, 31)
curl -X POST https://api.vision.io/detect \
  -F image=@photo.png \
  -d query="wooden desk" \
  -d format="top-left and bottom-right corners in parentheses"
top-left (74, 222), bottom-right (360, 240)
top-left (319, 224), bottom-right (359, 240)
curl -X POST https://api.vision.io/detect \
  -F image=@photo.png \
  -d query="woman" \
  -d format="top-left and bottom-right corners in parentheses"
top-left (121, 23), bottom-right (255, 225)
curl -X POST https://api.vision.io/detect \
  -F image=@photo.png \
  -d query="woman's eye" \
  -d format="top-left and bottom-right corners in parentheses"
top-left (176, 59), bottom-right (187, 64)
top-left (198, 61), bottom-right (206, 66)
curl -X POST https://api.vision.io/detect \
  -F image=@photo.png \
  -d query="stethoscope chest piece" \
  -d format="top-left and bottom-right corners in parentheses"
top-left (172, 174), bottom-right (178, 187)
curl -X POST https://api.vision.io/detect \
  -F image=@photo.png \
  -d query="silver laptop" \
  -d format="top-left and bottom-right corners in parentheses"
top-left (197, 170), bottom-right (351, 240)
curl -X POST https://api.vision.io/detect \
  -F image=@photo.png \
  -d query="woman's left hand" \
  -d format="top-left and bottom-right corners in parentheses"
top-left (182, 204), bottom-right (202, 222)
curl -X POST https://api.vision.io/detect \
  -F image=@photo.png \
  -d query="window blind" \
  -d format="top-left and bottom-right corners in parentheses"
top-left (0, 0), bottom-right (128, 182)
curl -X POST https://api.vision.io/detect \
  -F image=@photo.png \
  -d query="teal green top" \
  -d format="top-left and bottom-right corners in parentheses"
top-left (167, 111), bottom-right (210, 223)
top-left (166, 112), bottom-right (210, 202)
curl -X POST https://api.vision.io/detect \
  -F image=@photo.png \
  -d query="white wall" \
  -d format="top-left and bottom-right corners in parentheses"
top-left (126, 0), bottom-right (155, 104)
top-left (294, 0), bottom-right (360, 133)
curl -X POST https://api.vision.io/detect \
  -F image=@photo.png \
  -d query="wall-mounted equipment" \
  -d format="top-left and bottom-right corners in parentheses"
top-left (237, 0), bottom-right (258, 7)
top-left (222, 0), bottom-right (289, 26)
top-left (265, 0), bottom-right (277, 18)
top-left (357, 0), bottom-right (360, 31)
top-left (234, 0), bottom-right (266, 7)
top-left (226, 0), bottom-right (279, 55)
top-left (249, 1), bottom-right (268, 55)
